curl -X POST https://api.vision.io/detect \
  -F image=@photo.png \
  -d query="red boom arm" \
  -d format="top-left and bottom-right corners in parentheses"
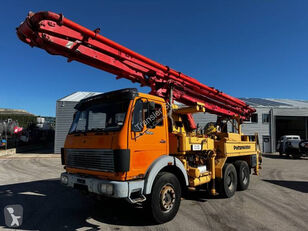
top-left (16, 11), bottom-right (255, 120)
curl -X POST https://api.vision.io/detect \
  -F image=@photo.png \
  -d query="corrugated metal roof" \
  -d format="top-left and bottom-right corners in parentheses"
top-left (241, 98), bottom-right (308, 108)
top-left (57, 91), bottom-right (102, 102)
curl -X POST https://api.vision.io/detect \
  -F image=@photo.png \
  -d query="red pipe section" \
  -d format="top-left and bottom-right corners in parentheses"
top-left (16, 11), bottom-right (255, 120)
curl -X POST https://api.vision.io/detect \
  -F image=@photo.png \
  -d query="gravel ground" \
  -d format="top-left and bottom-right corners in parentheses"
top-left (0, 154), bottom-right (307, 231)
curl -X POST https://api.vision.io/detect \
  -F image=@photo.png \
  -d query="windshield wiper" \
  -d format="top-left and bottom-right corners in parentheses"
top-left (70, 130), bottom-right (87, 135)
top-left (89, 128), bottom-right (106, 132)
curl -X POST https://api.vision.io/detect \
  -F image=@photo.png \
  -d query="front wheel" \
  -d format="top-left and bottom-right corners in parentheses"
top-left (146, 172), bottom-right (181, 224)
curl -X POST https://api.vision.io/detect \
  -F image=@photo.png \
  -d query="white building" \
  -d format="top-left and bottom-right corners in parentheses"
top-left (193, 98), bottom-right (308, 153)
top-left (242, 98), bottom-right (308, 153)
top-left (54, 92), bottom-right (101, 153)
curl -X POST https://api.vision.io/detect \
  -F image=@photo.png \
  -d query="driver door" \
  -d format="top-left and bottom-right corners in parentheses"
top-left (128, 98), bottom-right (168, 179)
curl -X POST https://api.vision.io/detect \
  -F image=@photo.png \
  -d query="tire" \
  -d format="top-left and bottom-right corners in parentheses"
top-left (278, 146), bottom-right (283, 156)
top-left (234, 161), bottom-right (250, 191)
top-left (221, 163), bottom-right (237, 198)
top-left (146, 172), bottom-right (181, 224)
top-left (299, 140), bottom-right (308, 154)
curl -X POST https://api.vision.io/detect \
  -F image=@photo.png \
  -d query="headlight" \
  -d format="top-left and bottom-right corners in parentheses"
top-left (100, 184), bottom-right (107, 193)
top-left (100, 183), bottom-right (113, 195)
top-left (300, 141), bottom-right (308, 148)
top-left (61, 175), bottom-right (68, 185)
top-left (106, 184), bottom-right (113, 195)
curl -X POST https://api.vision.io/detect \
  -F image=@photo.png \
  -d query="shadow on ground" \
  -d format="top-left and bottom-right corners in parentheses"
top-left (0, 179), bottom-right (156, 230)
top-left (15, 143), bottom-right (54, 154)
top-left (182, 187), bottom-right (227, 202)
top-left (262, 154), bottom-right (308, 160)
top-left (263, 180), bottom-right (308, 193)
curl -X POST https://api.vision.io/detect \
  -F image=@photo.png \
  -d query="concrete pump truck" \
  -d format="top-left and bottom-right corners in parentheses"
top-left (17, 11), bottom-right (261, 223)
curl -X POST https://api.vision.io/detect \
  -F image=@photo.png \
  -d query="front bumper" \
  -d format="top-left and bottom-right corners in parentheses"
top-left (60, 172), bottom-right (144, 198)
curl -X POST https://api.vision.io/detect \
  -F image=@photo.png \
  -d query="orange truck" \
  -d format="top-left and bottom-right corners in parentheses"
top-left (17, 11), bottom-right (261, 223)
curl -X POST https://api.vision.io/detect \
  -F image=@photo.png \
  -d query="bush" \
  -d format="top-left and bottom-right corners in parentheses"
top-left (0, 114), bottom-right (36, 129)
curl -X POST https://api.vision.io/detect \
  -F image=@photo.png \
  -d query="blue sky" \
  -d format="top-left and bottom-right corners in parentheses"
top-left (1, 0), bottom-right (308, 116)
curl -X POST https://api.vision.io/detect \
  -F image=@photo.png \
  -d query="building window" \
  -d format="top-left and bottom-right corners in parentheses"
top-left (251, 113), bottom-right (258, 123)
top-left (262, 113), bottom-right (270, 123)
top-left (248, 135), bottom-right (256, 141)
top-left (244, 113), bottom-right (258, 123)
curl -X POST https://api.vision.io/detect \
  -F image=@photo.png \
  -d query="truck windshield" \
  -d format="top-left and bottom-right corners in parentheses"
top-left (69, 101), bottom-right (130, 134)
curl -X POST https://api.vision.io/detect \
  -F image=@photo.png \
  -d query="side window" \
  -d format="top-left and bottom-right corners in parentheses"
top-left (76, 111), bottom-right (87, 131)
top-left (145, 102), bottom-right (163, 128)
top-left (88, 111), bottom-right (106, 130)
top-left (115, 113), bottom-right (125, 126)
top-left (131, 100), bottom-right (164, 131)
top-left (132, 99), bottom-right (144, 132)
top-left (154, 104), bottom-right (163, 126)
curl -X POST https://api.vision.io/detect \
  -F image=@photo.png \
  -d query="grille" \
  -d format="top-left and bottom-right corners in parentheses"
top-left (65, 149), bottom-right (114, 172)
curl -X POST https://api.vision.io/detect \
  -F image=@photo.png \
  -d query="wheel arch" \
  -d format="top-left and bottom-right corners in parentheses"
top-left (226, 155), bottom-right (255, 170)
top-left (143, 155), bottom-right (188, 195)
top-left (216, 155), bottom-right (254, 179)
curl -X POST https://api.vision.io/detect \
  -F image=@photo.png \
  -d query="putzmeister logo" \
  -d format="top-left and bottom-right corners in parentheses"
top-left (234, 145), bottom-right (251, 150)
top-left (4, 205), bottom-right (23, 228)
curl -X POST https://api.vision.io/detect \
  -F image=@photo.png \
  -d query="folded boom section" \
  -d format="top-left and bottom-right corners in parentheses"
top-left (17, 11), bottom-right (255, 119)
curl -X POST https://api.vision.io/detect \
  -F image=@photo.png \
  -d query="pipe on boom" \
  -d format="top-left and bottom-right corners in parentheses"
top-left (16, 11), bottom-right (255, 121)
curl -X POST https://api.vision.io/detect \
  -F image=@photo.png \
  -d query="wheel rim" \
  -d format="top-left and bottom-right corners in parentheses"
top-left (242, 168), bottom-right (248, 185)
top-left (227, 172), bottom-right (234, 191)
top-left (160, 184), bottom-right (176, 212)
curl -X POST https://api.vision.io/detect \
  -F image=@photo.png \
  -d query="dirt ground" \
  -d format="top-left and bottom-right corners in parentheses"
top-left (0, 153), bottom-right (307, 231)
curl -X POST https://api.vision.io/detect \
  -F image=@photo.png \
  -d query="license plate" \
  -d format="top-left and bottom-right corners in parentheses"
top-left (74, 183), bottom-right (88, 192)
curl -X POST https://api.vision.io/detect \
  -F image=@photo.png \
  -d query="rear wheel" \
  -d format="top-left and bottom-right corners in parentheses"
top-left (147, 172), bottom-right (181, 224)
top-left (234, 161), bottom-right (250, 191)
top-left (221, 163), bottom-right (237, 198)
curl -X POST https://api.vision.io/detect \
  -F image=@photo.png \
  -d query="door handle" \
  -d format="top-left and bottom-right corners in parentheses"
top-left (160, 139), bottom-right (166, 143)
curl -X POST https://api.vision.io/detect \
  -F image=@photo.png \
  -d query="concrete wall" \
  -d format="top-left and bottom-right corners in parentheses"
top-left (54, 101), bottom-right (77, 153)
